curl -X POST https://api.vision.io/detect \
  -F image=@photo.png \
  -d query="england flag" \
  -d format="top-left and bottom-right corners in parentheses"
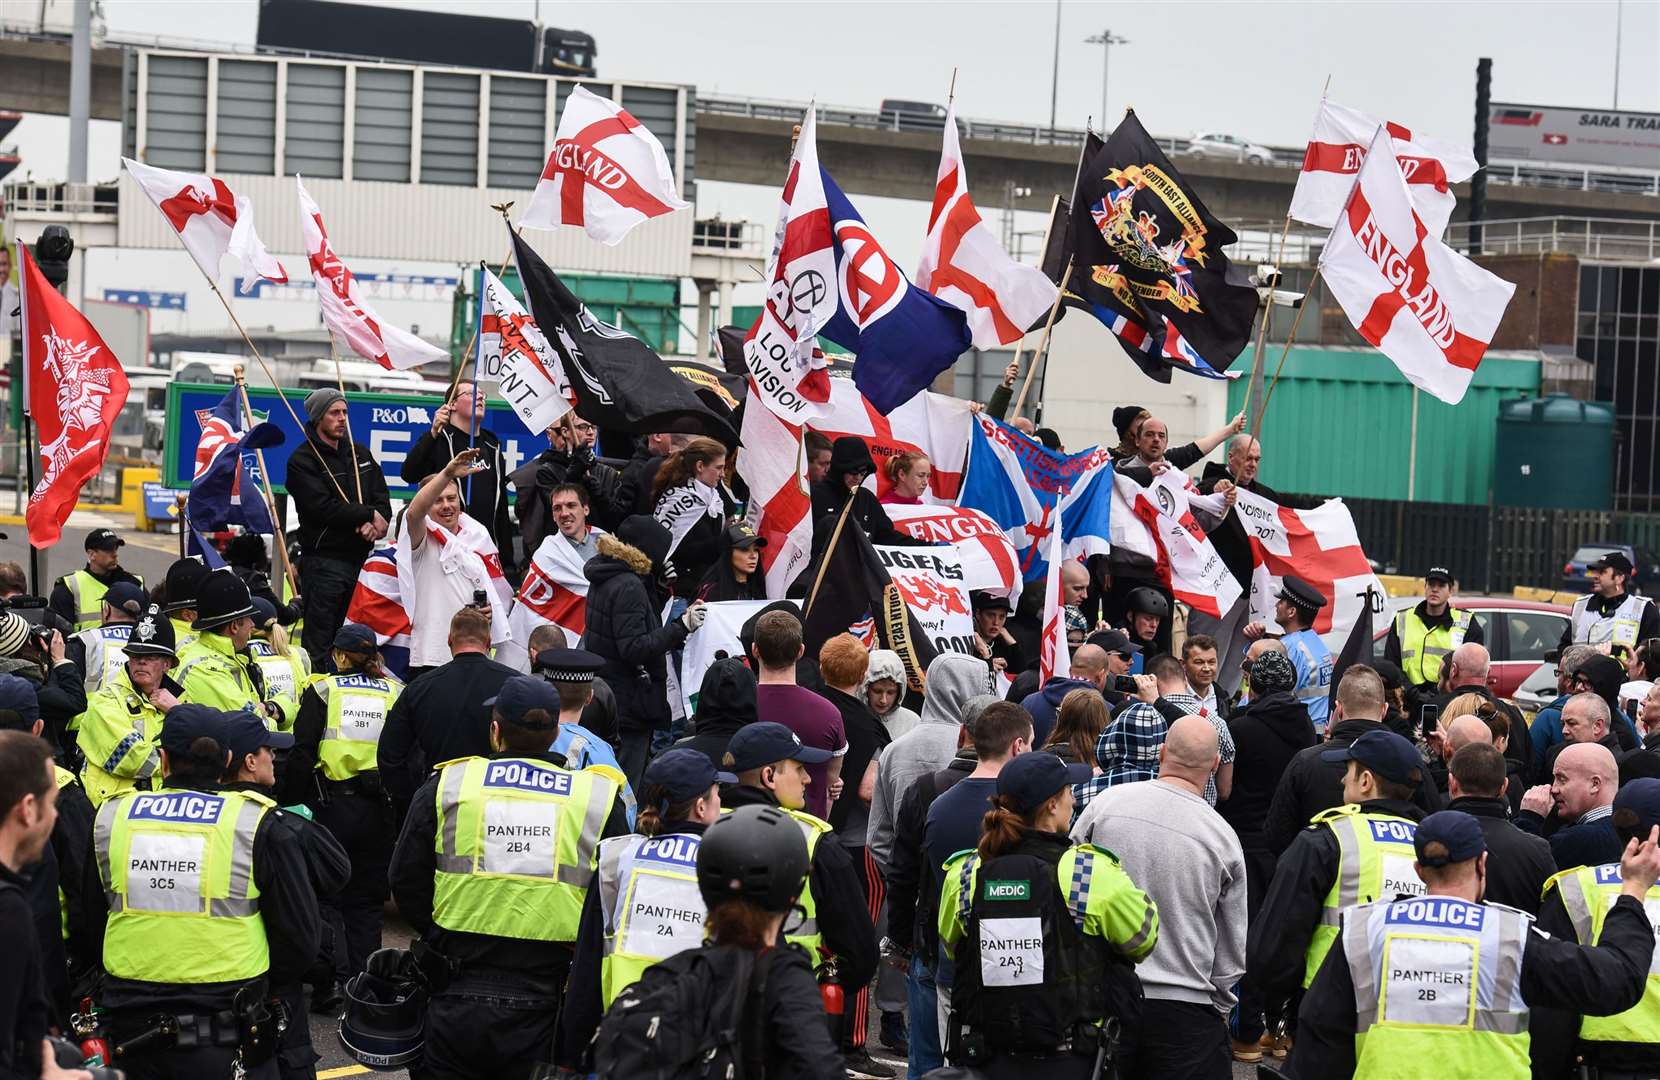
top-left (479, 267), bottom-right (573, 432)
top-left (123, 158), bottom-right (287, 294)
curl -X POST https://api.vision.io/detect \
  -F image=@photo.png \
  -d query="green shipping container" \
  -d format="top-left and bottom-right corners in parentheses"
top-left (1226, 346), bottom-right (1540, 505)
top-left (450, 269), bottom-right (683, 358)
top-left (1492, 395), bottom-right (1614, 510)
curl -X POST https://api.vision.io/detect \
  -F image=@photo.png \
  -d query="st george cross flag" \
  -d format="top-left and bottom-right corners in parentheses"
top-left (1038, 524), bottom-right (1069, 684)
top-left (123, 158), bottom-right (287, 294)
top-left (1120, 472), bottom-right (1242, 619)
top-left (1290, 100), bottom-right (1479, 238)
top-left (958, 415), bottom-right (1116, 583)
top-left (886, 503), bottom-right (1021, 601)
top-left (744, 108), bottom-right (838, 425)
top-left (1320, 127), bottom-right (1516, 405)
top-left (499, 527), bottom-right (608, 670)
top-left (1234, 486), bottom-right (1387, 650)
top-left (188, 389), bottom-right (284, 533)
top-left (738, 384), bottom-right (814, 597)
top-left (19, 243), bottom-right (131, 546)
top-left (918, 101), bottom-right (1058, 348)
top-left (520, 85), bottom-right (689, 246)
top-left (298, 178), bottom-right (447, 371)
top-left (479, 268), bottom-right (572, 432)
top-left (805, 371), bottom-right (973, 502)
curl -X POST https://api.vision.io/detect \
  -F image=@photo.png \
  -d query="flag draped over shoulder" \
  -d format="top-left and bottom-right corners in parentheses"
top-left (122, 158), bottom-right (287, 294)
top-left (1118, 472), bottom-right (1241, 619)
top-left (394, 513), bottom-right (514, 646)
top-left (188, 388), bottom-right (283, 533)
top-left (498, 527), bottom-right (608, 670)
top-left (18, 244), bottom-right (130, 547)
top-left (1234, 486), bottom-right (1388, 650)
top-left (802, 510), bottom-right (937, 693)
top-left (1319, 127), bottom-right (1515, 405)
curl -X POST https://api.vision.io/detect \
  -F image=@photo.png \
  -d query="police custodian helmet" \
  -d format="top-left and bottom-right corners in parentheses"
top-left (696, 804), bottom-right (810, 914)
top-left (338, 948), bottom-right (427, 1070)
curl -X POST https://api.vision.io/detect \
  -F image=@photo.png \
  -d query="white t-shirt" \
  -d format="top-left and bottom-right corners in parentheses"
top-left (406, 521), bottom-right (483, 668)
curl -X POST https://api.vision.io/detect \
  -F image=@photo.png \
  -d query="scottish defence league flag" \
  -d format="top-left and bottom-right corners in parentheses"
top-left (188, 389), bottom-right (285, 533)
top-left (960, 415), bottom-right (1115, 582)
top-left (818, 169), bottom-right (972, 414)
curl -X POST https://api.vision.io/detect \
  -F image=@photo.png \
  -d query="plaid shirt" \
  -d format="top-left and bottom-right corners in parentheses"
top-left (1073, 700), bottom-right (1169, 815)
top-left (1163, 692), bottom-right (1236, 806)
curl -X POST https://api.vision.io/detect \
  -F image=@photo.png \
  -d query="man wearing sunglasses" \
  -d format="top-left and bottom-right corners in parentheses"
top-left (1559, 551), bottom-right (1660, 656)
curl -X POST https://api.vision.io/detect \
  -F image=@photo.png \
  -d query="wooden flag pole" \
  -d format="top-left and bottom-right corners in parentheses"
top-left (1012, 258), bottom-right (1074, 416)
top-left (175, 494), bottom-right (188, 560)
top-left (804, 490), bottom-right (859, 621)
top-left (327, 332), bottom-right (364, 502)
top-left (232, 364), bottom-right (300, 596)
top-left (451, 202), bottom-right (518, 402)
top-left (1248, 269), bottom-right (1318, 446)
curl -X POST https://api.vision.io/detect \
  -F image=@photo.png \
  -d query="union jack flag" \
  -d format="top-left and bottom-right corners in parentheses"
top-left (187, 389), bottom-right (283, 533)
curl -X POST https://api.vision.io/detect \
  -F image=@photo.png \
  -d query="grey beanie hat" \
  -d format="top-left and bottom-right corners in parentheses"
top-left (1250, 649), bottom-right (1298, 695)
top-left (304, 387), bottom-right (345, 424)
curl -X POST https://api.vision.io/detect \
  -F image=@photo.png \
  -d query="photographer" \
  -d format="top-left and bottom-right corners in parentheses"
top-left (0, 611), bottom-right (86, 759)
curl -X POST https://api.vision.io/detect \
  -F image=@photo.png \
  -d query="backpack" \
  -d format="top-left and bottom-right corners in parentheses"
top-left (592, 942), bottom-right (772, 1080)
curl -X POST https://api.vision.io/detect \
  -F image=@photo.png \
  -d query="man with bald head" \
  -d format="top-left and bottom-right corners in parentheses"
top-left (1435, 640), bottom-right (1534, 782)
top-left (1073, 714), bottom-right (1247, 1079)
top-left (1059, 559), bottom-right (1089, 608)
top-left (1427, 714), bottom-right (1495, 800)
top-left (1519, 740), bottom-right (1624, 870)
top-left (1538, 691), bottom-right (1623, 788)
top-left (1019, 641), bottom-right (1120, 748)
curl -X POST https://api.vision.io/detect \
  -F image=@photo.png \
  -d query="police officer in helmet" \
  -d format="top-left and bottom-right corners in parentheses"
top-left (65, 580), bottom-right (147, 696)
top-left (1122, 587), bottom-right (1169, 669)
top-left (387, 675), bottom-right (628, 1078)
top-left (75, 605), bottom-right (182, 809)
top-left (937, 752), bottom-right (1158, 1079)
top-left (74, 704), bottom-right (320, 1079)
top-left (1288, 810), bottom-right (1660, 1079)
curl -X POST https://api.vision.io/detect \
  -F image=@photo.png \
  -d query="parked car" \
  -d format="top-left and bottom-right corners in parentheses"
top-left (1559, 542), bottom-right (1660, 595)
top-left (1511, 660), bottom-right (1560, 719)
top-left (876, 99), bottom-right (963, 136)
top-left (1372, 595), bottom-right (1571, 700)
top-left (1185, 132), bottom-right (1274, 165)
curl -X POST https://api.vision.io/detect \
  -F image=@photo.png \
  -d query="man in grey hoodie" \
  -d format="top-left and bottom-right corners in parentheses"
top-left (866, 651), bottom-right (995, 869)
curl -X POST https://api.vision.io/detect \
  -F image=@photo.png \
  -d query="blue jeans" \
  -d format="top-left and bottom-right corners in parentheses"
top-left (907, 952), bottom-right (943, 1076)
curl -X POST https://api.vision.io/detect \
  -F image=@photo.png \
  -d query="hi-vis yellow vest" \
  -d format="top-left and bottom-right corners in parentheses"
top-left (1548, 863), bottom-right (1660, 1046)
top-left (719, 803), bottom-right (829, 966)
top-left (1306, 805), bottom-right (1425, 987)
top-left (1395, 608), bottom-right (1474, 686)
top-left (62, 570), bottom-right (144, 632)
top-left (311, 672), bottom-right (402, 782)
top-left (595, 831), bottom-right (705, 1006)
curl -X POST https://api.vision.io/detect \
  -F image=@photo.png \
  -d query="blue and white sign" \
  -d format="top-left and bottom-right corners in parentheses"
top-left (103, 289), bottom-right (187, 310)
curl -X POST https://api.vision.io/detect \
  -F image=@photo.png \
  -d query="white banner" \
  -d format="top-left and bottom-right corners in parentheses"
top-left (885, 503), bottom-right (1020, 600)
top-left (678, 600), bottom-right (785, 719)
top-left (873, 545), bottom-right (977, 657)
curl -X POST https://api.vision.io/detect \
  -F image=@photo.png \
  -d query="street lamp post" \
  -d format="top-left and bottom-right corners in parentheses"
top-left (1084, 29), bottom-right (1130, 129)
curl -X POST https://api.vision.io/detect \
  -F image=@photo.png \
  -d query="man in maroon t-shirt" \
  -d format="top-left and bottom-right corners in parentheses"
top-left (751, 609), bottom-right (847, 819)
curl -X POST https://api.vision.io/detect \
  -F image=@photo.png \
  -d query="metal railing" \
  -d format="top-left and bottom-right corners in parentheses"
top-left (1222, 216), bottom-right (1660, 266)
top-left (690, 217), bottom-right (766, 256)
top-left (2, 180), bottom-right (119, 216)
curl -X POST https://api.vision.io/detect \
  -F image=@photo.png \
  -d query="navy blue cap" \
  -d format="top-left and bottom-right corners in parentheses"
top-left (160, 704), bottom-right (237, 757)
top-left (1086, 627), bottom-right (1142, 657)
top-left (1414, 810), bottom-right (1486, 867)
top-left (0, 673), bottom-right (40, 724)
top-left (996, 752), bottom-right (1092, 815)
top-left (1321, 729), bottom-right (1423, 785)
top-left (532, 647), bottom-right (605, 684)
top-left (643, 748), bottom-right (737, 809)
top-left (251, 596), bottom-right (278, 629)
top-left (1614, 777), bottom-right (1660, 832)
top-left (104, 581), bottom-right (148, 616)
top-left (221, 709), bottom-right (295, 758)
top-left (333, 623), bottom-right (377, 652)
top-left (725, 721), bottom-right (833, 772)
top-left (84, 528), bottom-right (124, 551)
top-left (485, 675), bottom-right (561, 730)
top-left (1424, 567), bottom-right (1454, 584)
top-left (1276, 574), bottom-right (1327, 612)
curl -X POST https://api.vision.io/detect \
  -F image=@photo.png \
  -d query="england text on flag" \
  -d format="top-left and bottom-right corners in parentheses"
top-left (917, 101), bottom-right (1058, 349)
top-left (1319, 127), bottom-right (1516, 405)
top-left (298, 178), bottom-right (448, 371)
top-left (122, 158), bottom-right (287, 295)
top-left (479, 268), bottom-right (573, 433)
top-left (520, 85), bottom-right (689, 246)
top-left (1290, 100), bottom-right (1479, 237)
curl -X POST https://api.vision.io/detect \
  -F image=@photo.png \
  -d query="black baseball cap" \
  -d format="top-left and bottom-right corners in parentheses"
top-left (1413, 811), bottom-right (1485, 867)
top-left (1321, 729), bottom-right (1423, 785)
top-left (725, 721), bottom-right (833, 772)
top-left (85, 528), bottom-right (124, 551)
top-left (723, 522), bottom-right (767, 550)
top-left (642, 748), bottom-right (737, 807)
top-left (1086, 628), bottom-right (1142, 658)
top-left (997, 752), bottom-right (1092, 815)
top-left (160, 704), bottom-right (237, 756)
top-left (484, 675), bottom-right (562, 731)
top-left (221, 710), bottom-right (296, 758)
top-left (1423, 567), bottom-right (1454, 584)
top-left (1614, 777), bottom-right (1660, 833)
top-left (971, 590), bottom-right (1012, 614)
top-left (1589, 551), bottom-right (1634, 575)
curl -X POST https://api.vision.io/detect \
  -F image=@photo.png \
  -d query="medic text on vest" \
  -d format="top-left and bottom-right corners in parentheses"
top-left (484, 760), bottom-right (574, 796)
top-left (1385, 896), bottom-right (1487, 929)
top-left (1368, 819), bottom-right (1418, 844)
top-left (639, 835), bottom-right (700, 868)
top-left (130, 792), bottom-right (226, 823)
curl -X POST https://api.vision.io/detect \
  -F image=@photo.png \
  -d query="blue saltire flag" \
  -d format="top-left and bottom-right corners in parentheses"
top-left (188, 390), bottom-right (285, 533)
top-left (960, 414), bottom-right (1116, 582)
top-left (816, 168), bottom-right (973, 414)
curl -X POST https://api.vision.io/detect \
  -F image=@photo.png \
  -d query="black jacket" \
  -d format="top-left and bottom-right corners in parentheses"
top-left (654, 481), bottom-right (737, 599)
top-left (1219, 691), bottom-right (1317, 853)
top-left (0, 866), bottom-right (51, 1080)
top-left (1248, 797), bottom-right (1428, 999)
top-left (389, 749), bottom-right (629, 985)
top-left (509, 445), bottom-right (625, 553)
top-left (808, 479), bottom-right (923, 556)
top-left (1197, 463), bottom-right (1323, 589)
top-left (721, 783), bottom-right (878, 991)
top-left (0, 659), bottom-right (87, 760)
top-left (1444, 795), bottom-right (1555, 915)
top-left (46, 772), bottom-right (94, 1002)
top-left (376, 651), bottom-right (518, 808)
top-left (48, 564), bottom-right (145, 626)
top-left (402, 424), bottom-right (517, 577)
top-left (582, 534), bottom-right (688, 735)
top-left (884, 748), bottom-right (976, 962)
top-left (1290, 892), bottom-right (1655, 1080)
top-left (286, 426), bottom-right (392, 565)
top-left (1262, 718), bottom-right (1440, 857)
top-left (1516, 807), bottom-right (1625, 872)
top-left (1533, 878), bottom-right (1660, 1074)
top-left (616, 445), bottom-right (667, 519)
top-left (675, 658), bottom-right (757, 767)
top-left (822, 685), bottom-right (890, 832)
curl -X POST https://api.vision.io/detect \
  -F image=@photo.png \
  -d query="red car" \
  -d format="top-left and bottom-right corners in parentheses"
top-left (1372, 595), bottom-right (1571, 700)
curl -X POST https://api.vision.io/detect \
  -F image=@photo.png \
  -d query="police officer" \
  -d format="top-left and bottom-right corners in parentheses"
top-left (1248, 730), bottom-right (1429, 1015)
top-left (76, 605), bottom-right (182, 809)
top-left (1560, 551), bottom-right (1660, 656)
top-left (65, 580), bottom-right (147, 695)
top-left (246, 597), bottom-right (312, 711)
top-left (387, 675), bottom-right (628, 1078)
top-left (76, 704), bottom-right (321, 1080)
top-left (557, 747), bottom-right (733, 1069)
top-left (284, 623), bottom-right (402, 995)
top-left (1123, 586), bottom-right (1170, 669)
top-left (1383, 567), bottom-right (1484, 694)
top-left (719, 722), bottom-right (879, 1010)
top-left (1288, 810), bottom-right (1660, 1080)
top-left (535, 648), bottom-right (636, 826)
top-left (161, 557), bottom-right (209, 655)
top-left (1247, 575), bottom-right (1334, 733)
top-left (1533, 778), bottom-right (1660, 1078)
top-left (938, 752), bottom-right (1159, 1079)
top-left (49, 528), bottom-right (144, 632)
top-left (176, 570), bottom-right (294, 728)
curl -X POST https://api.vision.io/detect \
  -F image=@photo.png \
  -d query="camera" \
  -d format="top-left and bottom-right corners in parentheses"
top-left (467, 589), bottom-right (488, 609)
top-left (1113, 675), bottom-right (1139, 694)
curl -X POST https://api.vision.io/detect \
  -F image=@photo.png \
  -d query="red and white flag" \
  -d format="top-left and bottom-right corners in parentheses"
top-left (886, 503), bottom-right (1020, 601)
top-left (738, 385), bottom-right (815, 598)
top-left (1319, 127), bottom-right (1516, 405)
top-left (499, 527), bottom-right (609, 669)
top-left (1119, 472), bottom-right (1241, 619)
top-left (298, 178), bottom-right (447, 371)
top-left (1038, 524), bottom-right (1069, 684)
top-left (744, 108), bottom-right (837, 425)
top-left (1290, 100), bottom-right (1478, 237)
top-left (520, 85), bottom-right (689, 246)
top-left (917, 101), bottom-right (1057, 348)
top-left (18, 243), bottom-right (130, 547)
top-left (1235, 487), bottom-right (1386, 649)
top-left (479, 268), bottom-right (572, 432)
top-left (807, 375), bottom-right (973, 502)
top-left (122, 157), bottom-right (287, 293)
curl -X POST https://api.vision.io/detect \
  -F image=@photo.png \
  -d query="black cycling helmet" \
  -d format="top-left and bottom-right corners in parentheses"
top-left (338, 949), bottom-right (427, 1070)
top-left (696, 803), bottom-right (810, 914)
top-left (1125, 586), bottom-right (1170, 619)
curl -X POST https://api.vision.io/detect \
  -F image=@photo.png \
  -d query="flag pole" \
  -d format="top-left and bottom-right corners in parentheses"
top-left (1244, 215), bottom-right (1293, 433)
top-left (176, 494), bottom-right (188, 560)
top-left (1248, 269), bottom-right (1317, 445)
top-left (803, 490), bottom-right (859, 620)
top-left (327, 332), bottom-right (363, 502)
top-left (450, 201), bottom-right (517, 402)
top-left (21, 416), bottom-right (40, 594)
top-left (1013, 258), bottom-right (1074, 416)
top-left (232, 363), bottom-right (300, 597)
top-left (207, 281), bottom-right (350, 504)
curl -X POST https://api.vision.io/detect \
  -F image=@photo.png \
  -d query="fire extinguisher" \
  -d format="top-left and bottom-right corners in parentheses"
top-left (818, 954), bottom-right (844, 1047)
top-left (70, 997), bottom-right (112, 1066)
